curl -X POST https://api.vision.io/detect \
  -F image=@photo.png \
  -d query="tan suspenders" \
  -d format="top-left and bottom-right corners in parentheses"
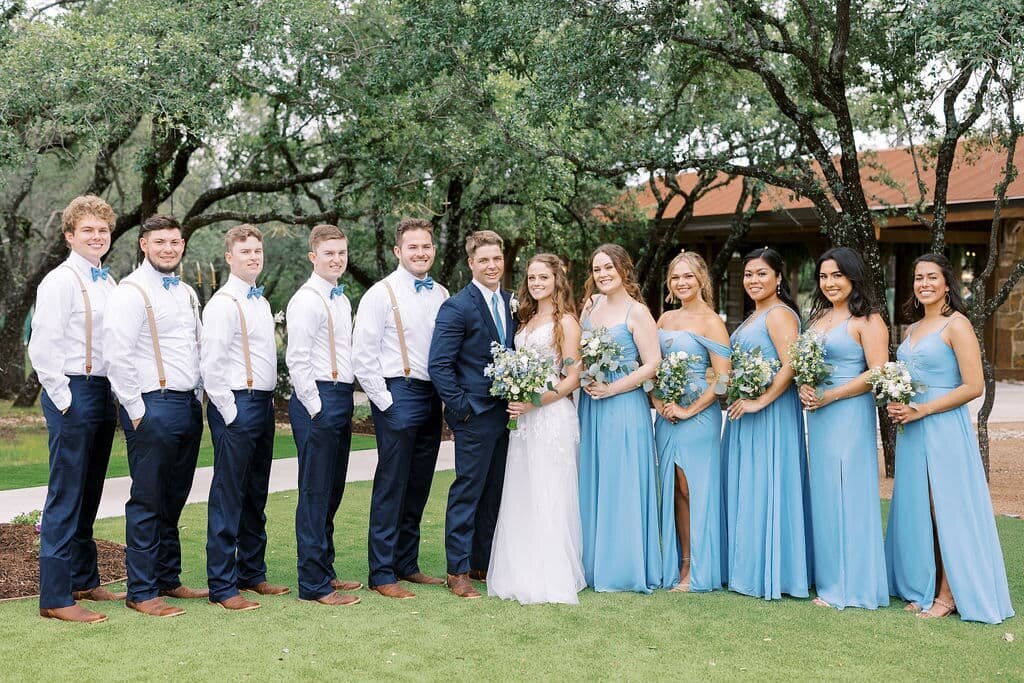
top-left (383, 281), bottom-right (411, 378)
top-left (214, 291), bottom-right (254, 391)
top-left (123, 280), bottom-right (200, 391)
top-left (60, 265), bottom-right (99, 376)
top-left (301, 287), bottom-right (340, 382)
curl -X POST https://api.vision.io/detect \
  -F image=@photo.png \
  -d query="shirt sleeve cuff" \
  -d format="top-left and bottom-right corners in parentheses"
top-left (220, 401), bottom-right (238, 426)
top-left (302, 396), bottom-right (322, 419)
top-left (51, 388), bottom-right (73, 413)
top-left (368, 390), bottom-right (393, 412)
top-left (125, 397), bottom-right (146, 422)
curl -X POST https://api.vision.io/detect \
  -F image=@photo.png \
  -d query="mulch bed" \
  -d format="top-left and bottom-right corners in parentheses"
top-left (0, 524), bottom-right (126, 601)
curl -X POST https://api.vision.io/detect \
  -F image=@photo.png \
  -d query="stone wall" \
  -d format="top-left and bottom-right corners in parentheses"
top-left (994, 218), bottom-right (1024, 380)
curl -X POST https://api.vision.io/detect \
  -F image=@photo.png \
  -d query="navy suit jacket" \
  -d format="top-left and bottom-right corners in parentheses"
top-left (428, 282), bottom-right (518, 423)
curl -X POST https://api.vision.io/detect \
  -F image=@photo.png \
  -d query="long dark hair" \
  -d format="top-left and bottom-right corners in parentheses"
top-left (808, 247), bottom-right (878, 322)
top-left (741, 247), bottom-right (800, 316)
top-left (579, 243), bottom-right (643, 310)
top-left (901, 252), bottom-right (968, 321)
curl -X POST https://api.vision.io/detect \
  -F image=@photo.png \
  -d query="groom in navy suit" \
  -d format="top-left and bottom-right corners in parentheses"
top-left (428, 230), bottom-right (517, 599)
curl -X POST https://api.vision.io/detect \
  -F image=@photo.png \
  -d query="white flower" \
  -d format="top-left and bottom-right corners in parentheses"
top-left (273, 310), bottom-right (285, 324)
top-left (509, 295), bottom-right (519, 314)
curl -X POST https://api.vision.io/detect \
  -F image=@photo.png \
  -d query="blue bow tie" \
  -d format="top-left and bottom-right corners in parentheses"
top-left (330, 284), bottom-right (345, 299)
top-left (162, 275), bottom-right (181, 290)
top-left (90, 266), bottom-right (109, 282)
top-left (414, 276), bottom-right (434, 293)
top-left (248, 285), bottom-right (264, 300)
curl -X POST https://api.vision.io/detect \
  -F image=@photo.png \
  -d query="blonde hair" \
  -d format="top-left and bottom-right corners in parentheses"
top-left (224, 224), bottom-right (263, 252)
top-left (664, 250), bottom-right (714, 307)
top-left (465, 229), bottom-right (504, 257)
top-left (309, 224), bottom-right (347, 251)
top-left (516, 253), bottom-right (577, 358)
top-left (62, 195), bottom-right (116, 233)
top-left (580, 243), bottom-right (642, 310)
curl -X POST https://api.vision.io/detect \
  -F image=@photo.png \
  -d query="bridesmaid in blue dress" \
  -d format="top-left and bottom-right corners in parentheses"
top-left (578, 243), bottom-right (662, 593)
top-left (651, 251), bottom-right (730, 592)
top-left (722, 247), bottom-right (813, 600)
top-left (799, 247), bottom-right (889, 610)
top-left (885, 253), bottom-right (1013, 624)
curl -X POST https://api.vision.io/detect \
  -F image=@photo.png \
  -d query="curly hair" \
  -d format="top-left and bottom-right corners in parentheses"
top-left (580, 243), bottom-right (643, 311)
top-left (664, 250), bottom-right (714, 307)
top-left (62, 195), bottom-right (116, 233)
top-left (515, 253), bottom-right (577, 358)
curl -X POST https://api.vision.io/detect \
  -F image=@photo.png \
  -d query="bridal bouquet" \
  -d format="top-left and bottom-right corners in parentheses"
top-left (866, 361), bottom-right (922, 433)
top-left (789, 330), bottom-right (833, 398)
top-left (578, 326), bottom-right (638, 387)
top-left (652, 352), bottom-right (703, 405)
top-left (726, 345), bottom-right (780, 404)
top-left (484, 341), bottom-right (557, 429)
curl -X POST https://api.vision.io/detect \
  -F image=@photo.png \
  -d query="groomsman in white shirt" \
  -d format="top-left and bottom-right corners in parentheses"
top-left (30, 195), bottom-right (124, 624)
top-left (103, 214), bottom-right (207, 618)
top-left (201, 224), bottom-right (288, 611)
top-left (286, 224), bottom-right (363, 606)
top-left (353, 218), bottom-right (449, 599)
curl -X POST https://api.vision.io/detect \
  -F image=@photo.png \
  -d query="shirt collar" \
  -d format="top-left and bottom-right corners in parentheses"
top-left (307, 272), bottom-right (338, 297)
top-left (225, 273), bottom-right (256, 298)
top-left (472, 278), bottom-right (501, 301)
top-left (67, 250), bottom-right (102, 277)
top-left (139, 258), bottom-right (177, 287)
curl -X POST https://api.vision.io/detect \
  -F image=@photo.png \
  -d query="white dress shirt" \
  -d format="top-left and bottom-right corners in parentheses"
top-left (103, 259), bottom-right (202, 421)
top-left (28, 250), bottom-right (116, 411)
top-left (471, 278), bottom-right (510, 341)
top-left (201, 274), bottom-right (277, 425)
top-left (286, 272), bottom-right (356, 418)
top-left (352, 266), bottom-right (449, 411)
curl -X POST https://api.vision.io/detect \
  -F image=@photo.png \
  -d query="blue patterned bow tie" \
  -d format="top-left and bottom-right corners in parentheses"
top-left (248, 285), bottom-right (264, 300)
top-left (162, 275), bottom-right (180, 290)
top-left (414, 276), bottom-right (434, 293)
top-left (330, 284), bottom-right (345, 299)
top-left (90, 266), bottom-right (109, 282)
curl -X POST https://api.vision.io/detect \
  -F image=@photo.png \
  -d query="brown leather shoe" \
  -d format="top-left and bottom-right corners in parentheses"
top-left (306, 591), bottom-right (360, 606)
top-left (213, 595), bottom-right (261, 611)
top-left (40, 603), bottom-right (108, 624)
top-left (159, 585), bottom-right (209, 599)
top-left (468, 569), bottom-right (487, 583)
top-left (330, 578), bottom-right (363, 591)
top-left (370, 582), bottom-right (416, 599)
top-left (240, 581), bottom-right (291, 596)
top-left (400, 572), bottom-right (445, 586)
top-left (125, 597), bottom-right (185, 618)
top-left (73, 586), bottom-right (127, 601)
top-left (447, 573), bottom-right (482, 599)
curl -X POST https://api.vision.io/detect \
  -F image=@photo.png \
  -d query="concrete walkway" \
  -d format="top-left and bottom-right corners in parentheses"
top-left (1, 382), bottom-right (1019, 523)
top-left (0, 442), bottom-right (455, 524)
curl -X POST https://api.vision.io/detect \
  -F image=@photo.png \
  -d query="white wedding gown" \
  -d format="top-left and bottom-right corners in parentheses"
top-left (487, 322), bottom-right (586, 605)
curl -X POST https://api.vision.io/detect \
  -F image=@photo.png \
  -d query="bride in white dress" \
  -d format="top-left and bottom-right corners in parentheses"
top-left (488, 253), bottom-right (586, 605)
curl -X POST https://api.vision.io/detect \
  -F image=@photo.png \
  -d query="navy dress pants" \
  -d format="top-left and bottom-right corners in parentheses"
top-left (119, 390), bottom-right (203, 603)
top-left (367, 378), bottom-right (442, 587)
top-left (444, 403), bottom-right (509, 576)
top-left (206, 390), bottom-right (275, 602)
top-left (290, 382), bottom-right (354, 600)
top-left (38, 377), bottom-right (116, 609)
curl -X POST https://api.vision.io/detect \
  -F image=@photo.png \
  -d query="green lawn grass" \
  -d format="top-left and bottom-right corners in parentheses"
top-left (0, 429), bottom-right (376, 491)
top-left (0, 477), bottom-right (1019, 680)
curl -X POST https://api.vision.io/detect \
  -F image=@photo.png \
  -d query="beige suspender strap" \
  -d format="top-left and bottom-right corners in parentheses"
top-left (301, 287), bottom-right (339, 382)
top-left (123, 282), bottom-right (166, 389)
top-left (60, 265), bottom-right (93, 376)
top-left (383, 281), bottom-right (411, 377)
top-left (215, 291), bottom-right (254, 391)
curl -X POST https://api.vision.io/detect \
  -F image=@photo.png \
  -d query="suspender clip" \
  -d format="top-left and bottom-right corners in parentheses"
top-left (247, 378), bottom-right (254, 393)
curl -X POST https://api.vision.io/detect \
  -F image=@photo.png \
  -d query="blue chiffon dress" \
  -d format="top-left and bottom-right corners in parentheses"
top-left (722, 304), bottom-right (813, 599)
top-left (805, 317), bottom-right (888, 609)
top-left (655, 329), bottom-right (729, 591)
top-left (885, 321), bottom-right (1014, 624)
top-left (578, 301), bottom-right (662, 593)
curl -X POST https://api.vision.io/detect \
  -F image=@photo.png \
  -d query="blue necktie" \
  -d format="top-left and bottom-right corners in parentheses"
top-left (162, 275), bottom-right (180, 290)
top-left (248, 285), bottom-right (264, 300)
top-left (414, 276), bottom-right (434, 293)
top-left (330, 284), bottom-right (345, 299)
top-left (90, 266), bottom-right (109, 282)
top-left (490, 292), bottom-right (506, 346)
